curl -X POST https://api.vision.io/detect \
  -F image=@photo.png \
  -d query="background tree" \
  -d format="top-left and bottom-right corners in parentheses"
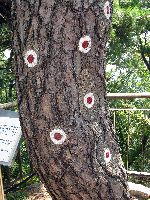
top-left (106, 0), bottom-right (150, 180)
top-left (107, 0), bottom-right (150, 72)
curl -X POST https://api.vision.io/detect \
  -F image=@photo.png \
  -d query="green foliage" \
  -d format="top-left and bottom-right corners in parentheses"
top-left (0, 24), bottom-right (16, 104)
top-left (0, 23), bottom-right (11, 51)
top-left (107, 0), bottom-right (150, 175)
top-left (5, 139), bottom-right (40, 199)
top-left (107, 0), bottom-right (150, 70)
top-left (6, 174), bottom-right (40, 200)
top-left (107, 0), bottom-right (150, 108)
top-left (111, 110), bottom-right (150, 171)
top-left (9, 139), bottom-right (31, 180)
top-left (7, 190), bottom-right (28, 200)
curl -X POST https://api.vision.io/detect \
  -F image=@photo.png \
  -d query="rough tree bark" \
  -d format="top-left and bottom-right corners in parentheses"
top-left (12, 0), bottom-right (130, 199)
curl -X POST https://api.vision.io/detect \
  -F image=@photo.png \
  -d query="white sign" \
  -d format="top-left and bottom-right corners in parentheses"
top-left (0, 109), bottom-right (22, 166)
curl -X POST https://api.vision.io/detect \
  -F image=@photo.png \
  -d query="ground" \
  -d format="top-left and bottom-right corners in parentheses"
top-left (24, 183), bottom-right (149, 200)
top-left (7, 182), bottom-right (149, 200)
top-left (25, 183), bottom-right (52, 200)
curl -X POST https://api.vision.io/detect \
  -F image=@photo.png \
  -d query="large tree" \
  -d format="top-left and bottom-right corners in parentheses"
top-left (2, 0), bottom-right (131, 199)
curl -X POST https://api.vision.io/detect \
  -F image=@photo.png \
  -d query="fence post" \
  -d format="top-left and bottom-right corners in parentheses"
top-left (127, 112), bottom-right (130, 170)
top-left (0, 166), bottom-right (4, 200)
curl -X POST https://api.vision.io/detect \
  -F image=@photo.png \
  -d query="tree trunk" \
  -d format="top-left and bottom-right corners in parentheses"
top-left (12, 0), bottom-right (130, 199)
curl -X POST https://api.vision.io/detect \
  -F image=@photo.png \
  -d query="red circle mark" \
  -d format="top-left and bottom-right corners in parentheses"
top-left (54, 132), bottom-right (62, 141)
top-left (106, 152), bottom-right (110, 158)
top-left (87, 97), bottom-right (93, 104)
top-left (27, 54), bottom-right (34, 63)
top-left (82, 41), bottom-right (89, 49)
top-left (107, 6), bottom-right (110, 14)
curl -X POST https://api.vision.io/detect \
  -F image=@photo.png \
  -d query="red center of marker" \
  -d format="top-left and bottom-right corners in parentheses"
top-left (87, 97), bottom-right (93, 104)
top-left (27, 54), bottom-right (34, 63)
top-left (107, 6), bottom-right (110, 14)
top-left (54, 132), bottom-right (62, 141)
top-left (82, 41), bottom-right (89, 49)
top-left (106, 152), bottom-right (110, 158)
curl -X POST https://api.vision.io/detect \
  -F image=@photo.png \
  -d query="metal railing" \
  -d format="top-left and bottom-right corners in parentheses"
top-left (1, 107), bottom-right (150, 190)
top-left (109, 108), bottom-right (150, 172)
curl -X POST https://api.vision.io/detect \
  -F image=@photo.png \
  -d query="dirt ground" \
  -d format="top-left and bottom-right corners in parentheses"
top-left (24, 183), bottom-right (149, 200)
top-left (25, 183), bottom-right (52, 200)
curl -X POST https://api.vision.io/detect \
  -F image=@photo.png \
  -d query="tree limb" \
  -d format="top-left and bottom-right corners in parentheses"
top-left (0, 0), bottom-right (11, 24)
top-left (139, 37), bottom-right (150, 72)
top-left (5, 173), bottom-right (36, 194)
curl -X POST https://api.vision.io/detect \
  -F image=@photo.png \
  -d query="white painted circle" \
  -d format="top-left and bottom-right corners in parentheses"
top-left (84, 93), bottom-right (95, 108)
top-left (104, 1), bottom-right (111, 20)
top-left (24, 49), bottom-right (37, 67)
top-left (104, 148), bottom-right (111, 164)
top-left (79, 36), bottom-right (91, 53)
top-left (4, 49), bottom-right (11, 60)
top-left (50, 128), bottom-right (67, 145)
